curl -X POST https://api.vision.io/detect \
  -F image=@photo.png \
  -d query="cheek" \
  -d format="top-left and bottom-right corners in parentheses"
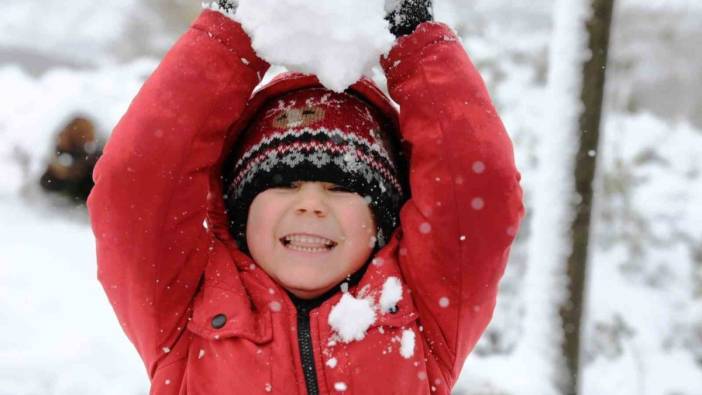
top-left (338, 202), bottom-right (376, 238)
top-left (246, 195), bottom-right (283, 246)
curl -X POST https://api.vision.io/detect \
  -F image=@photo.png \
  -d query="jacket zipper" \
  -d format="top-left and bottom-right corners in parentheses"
top-left (297, 305), bottom-right (319, 395)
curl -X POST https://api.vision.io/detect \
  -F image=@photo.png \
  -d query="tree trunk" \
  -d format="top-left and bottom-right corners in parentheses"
top-left (560, 0), bottom-right (615, 394)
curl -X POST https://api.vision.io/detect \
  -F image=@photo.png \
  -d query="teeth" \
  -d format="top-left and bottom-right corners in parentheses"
top-left (283, 234), bottom-right (336, 247)
top-left (285, 244), bottom-right (330, 253)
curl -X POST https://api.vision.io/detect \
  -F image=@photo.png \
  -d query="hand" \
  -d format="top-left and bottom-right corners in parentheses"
top-left (385, 0), bottom-right (433, 38)
top-left (215, 0), bottom-right (238, 14)
top-left (219, 0), bottom-right (237, 12)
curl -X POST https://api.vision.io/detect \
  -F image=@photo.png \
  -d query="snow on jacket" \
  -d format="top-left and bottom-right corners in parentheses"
top-left (88, 9), bottom-right (524, 395)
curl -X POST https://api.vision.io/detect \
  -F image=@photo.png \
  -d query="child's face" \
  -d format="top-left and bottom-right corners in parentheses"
top-left (246, 181), bottom-right (376, 299)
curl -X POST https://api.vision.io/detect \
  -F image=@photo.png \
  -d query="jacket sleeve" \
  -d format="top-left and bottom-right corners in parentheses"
top-left (87, 10), bottom-right (269, 376)
top-left (380, 22), bottom-right (525, 381)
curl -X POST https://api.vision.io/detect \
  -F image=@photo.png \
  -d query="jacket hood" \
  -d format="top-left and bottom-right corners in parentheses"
top-left (205, 72), bottom-right (403, 246)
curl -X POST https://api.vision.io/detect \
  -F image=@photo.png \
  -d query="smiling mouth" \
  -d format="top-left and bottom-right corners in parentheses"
top-left (279, 234), bottom-right (338, 253)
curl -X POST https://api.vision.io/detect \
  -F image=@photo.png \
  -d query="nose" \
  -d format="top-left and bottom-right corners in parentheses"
top-left (293, 183), bottom-right (328, 217)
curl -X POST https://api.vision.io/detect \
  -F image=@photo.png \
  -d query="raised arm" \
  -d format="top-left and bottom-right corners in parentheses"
top-left (87, 9), bottom-right (269, 376)
top-left (380, 21), bottom-right (525, 380)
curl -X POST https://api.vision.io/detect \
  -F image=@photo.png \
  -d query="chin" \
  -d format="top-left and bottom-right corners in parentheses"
top-left (284, 283), bottom-right (334, 299)
top-left (278, 271), bottom-right (337, 298)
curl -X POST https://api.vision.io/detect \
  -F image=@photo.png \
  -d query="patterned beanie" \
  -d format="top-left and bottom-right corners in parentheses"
top-left (224, 87), bottom-right (405, 252)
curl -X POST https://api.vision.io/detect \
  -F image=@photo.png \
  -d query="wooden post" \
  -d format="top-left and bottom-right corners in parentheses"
top-left (560, 0), bottom-right (615, 393)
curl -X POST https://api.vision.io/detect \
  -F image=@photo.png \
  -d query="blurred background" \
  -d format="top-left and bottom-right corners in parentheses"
top-left (1, 0), bottom-right (700, 394)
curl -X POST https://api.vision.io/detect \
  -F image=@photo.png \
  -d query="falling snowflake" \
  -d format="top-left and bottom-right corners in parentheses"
top-left (471, 197), bottom-right (485, 210)
top-left (269, 301), bottom-right (282, 312)
top-left (419, 222), bottom-right (432, 234)
top-left (438, 297), bottom-right (450, 308)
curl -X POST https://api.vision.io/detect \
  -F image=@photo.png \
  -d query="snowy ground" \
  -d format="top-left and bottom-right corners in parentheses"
top-left (0, 195), bottom-right (148, 395)
top-left (2, 1), bottom-right (702, 394)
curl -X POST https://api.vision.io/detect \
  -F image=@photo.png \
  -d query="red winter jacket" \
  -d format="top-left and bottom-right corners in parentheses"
top-left (88, 10), bottom-right (524, 395)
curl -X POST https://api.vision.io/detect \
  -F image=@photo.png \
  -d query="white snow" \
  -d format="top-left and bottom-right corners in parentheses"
top-left (379, 276), bottom-right (403, 313)
top-left (418, 222), bottom-right (432, 234)
top-left (334, 381), bottom-right (348, 391)
top-left (0, 196), bottom-right (148, 394)
top-left (326, 357), bottom-right (338, 368)
top-left (233, 0), bottom-right (395, 92)
top-left (0, 0), bottom-right (139, 66)
top-left (0, 60), bottom-right (156, 196)
top-left (328, 293), bottom-right (377, 343)
top-left (470, 197), bottom-right (485, 210)
top-left (399, 329), bottom-right (416, 359)
top-left (512, 0), bottom-right (592, 393)
top-left (438, 297), bottom-right (450, 308)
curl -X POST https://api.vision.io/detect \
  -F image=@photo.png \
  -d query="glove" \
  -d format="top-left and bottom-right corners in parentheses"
top-left (217, 0), bottom-right (238, 13)
top-left (204, 0), bottom-right (238, 15)
top-left (385, 0), bottom-right (434, 38)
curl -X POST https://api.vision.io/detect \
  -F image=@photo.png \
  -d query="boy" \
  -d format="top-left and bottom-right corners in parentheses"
top-left (88, 1), bottom-right (524, 394)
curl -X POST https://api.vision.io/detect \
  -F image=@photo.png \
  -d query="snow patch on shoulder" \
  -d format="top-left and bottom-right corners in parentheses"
top-left (328, 293), bottom-right (376, 343)
top-left (379, 276), bottom-right (403, 313)
top-left (234, 0), bottom-right (394, 92)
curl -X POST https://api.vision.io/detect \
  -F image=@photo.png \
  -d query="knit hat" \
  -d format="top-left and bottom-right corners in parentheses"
top-left (224, 87), bottom-right (405, 252)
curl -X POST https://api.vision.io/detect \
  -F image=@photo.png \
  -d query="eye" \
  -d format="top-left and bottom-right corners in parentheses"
top-left (328, 184), bottom-right (353, 193)
top-left (272, 180), bottom-right (301, 190)
top-left (269, 181), bottom-right (299, 189)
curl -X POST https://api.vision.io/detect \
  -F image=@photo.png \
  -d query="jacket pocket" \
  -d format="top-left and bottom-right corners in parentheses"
top-left (186, 281), bottom-right (273, 344)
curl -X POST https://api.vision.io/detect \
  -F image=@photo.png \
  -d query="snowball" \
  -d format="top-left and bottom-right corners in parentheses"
top-left (379, 277), bottom-right (403, 313)
top-left (334, 382), bottom-right (348, 391)
top-left (400, 328), bottom-right (416, 359)
top-left (326, 357), bottom-right (338, 368)
top-left (235, 0), bottom-right (395, 92)
top-left (328, 293), bottom-right (376, 343)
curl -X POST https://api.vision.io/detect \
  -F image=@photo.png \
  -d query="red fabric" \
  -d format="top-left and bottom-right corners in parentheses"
top-left (234, 89), bottom-right (387, 159)
top-left (88, 10), bottom-right (524, 395)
